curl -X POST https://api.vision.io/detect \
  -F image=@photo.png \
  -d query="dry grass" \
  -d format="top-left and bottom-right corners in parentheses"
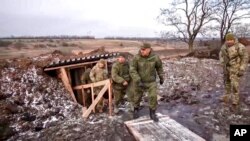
top-left (0, 39), bottom-right (189, 59)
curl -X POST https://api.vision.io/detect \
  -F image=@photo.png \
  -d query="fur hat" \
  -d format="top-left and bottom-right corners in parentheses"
top-left (225, 33), bottom-right (235, 41)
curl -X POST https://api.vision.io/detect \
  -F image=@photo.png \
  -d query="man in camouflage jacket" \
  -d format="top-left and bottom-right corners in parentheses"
top-left (89, 59), bottom-right (108, 112)
top-left (130, 43), bottom-right (164, 122)
top-left (111, 53), bottom-right (130, 114)
top-left (219, 33), bottom-right (249, 107)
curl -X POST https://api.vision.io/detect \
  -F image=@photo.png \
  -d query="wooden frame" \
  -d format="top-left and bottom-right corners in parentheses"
top-left (47, 59), bottom-right (112, 119)
top-left (73, 79), bottom-right (112, 118)
top-left (59, 68), bottom-right (77, 102)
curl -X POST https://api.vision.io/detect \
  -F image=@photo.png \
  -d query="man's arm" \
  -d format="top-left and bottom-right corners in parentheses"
top-left (155, 56), bottom-right (164, 83)
top-left (89, 67), bottom-right (96, 82)
top-left (111, 64), bottom-right (125, 84)
top-left (129, 56), bottom-right (141, 83)
top-left (239, 44), bottom-right (249, 71)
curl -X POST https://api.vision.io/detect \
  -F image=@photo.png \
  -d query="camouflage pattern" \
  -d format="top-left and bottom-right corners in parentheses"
top-left (111, 61), bottom-right (130, 106)
top-left (80, 68), bottom-right (92, 107)
top-left (89, 61), bottom-right (108, 111)
top-left (130, 52), bottom-right (164, 110)
top-left (219, 41), bottom-right (249, 105)
top-left (81, 68), bottom-right (92, 84)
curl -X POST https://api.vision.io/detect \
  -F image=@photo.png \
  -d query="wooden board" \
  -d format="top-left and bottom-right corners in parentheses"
top-left (125, 114), bottom-right (206, 141)
top-left (82, 81), bottom-right (109, 118)
top-left (59, 68), bottom-right (77, 102)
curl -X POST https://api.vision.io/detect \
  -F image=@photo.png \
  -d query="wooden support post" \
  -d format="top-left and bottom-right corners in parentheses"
top-left (81, 88), bottom-right (86, 107)
top-left (82, 82), bottom-right (109, 118)
top-left (59, 68), bottom-right (77, 102)
top-left (108, 80), bottom-right (112, 116)
top-left (91, 84), bottom-right (95, 113)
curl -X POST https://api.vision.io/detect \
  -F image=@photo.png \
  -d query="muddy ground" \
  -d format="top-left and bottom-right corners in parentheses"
top-left (0, 49), bottom-right (250, 141)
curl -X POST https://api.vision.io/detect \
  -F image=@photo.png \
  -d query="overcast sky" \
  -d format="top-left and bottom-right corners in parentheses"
top-left (0, 0), bottom-right (169, 38)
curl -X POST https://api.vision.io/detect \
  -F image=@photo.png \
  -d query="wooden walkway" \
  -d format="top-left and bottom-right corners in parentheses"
top-left (125, 114), bottom-right (206, 141)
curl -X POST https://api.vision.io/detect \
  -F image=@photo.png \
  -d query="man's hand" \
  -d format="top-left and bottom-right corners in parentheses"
top-left (160, 79), bottom-right (164, 85)
top-left (123, 81), bottom-right (128, 86)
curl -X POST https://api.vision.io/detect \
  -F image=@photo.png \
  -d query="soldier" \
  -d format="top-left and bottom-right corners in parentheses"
top-left (81, 68), bottom-right (92, 107)
top-left (89, 59), bottom-right (108, 112)
top-left (111, 53), bottom-right (130, 114)
top-left (130, 43), bottom-right (164, 122)
top-left (219, 33), bottom-right (249, 108)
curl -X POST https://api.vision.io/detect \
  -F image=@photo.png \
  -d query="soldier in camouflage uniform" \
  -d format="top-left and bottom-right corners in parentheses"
top-left (219, 33), bottom-right (249, 107)
top-left (111, 53), bottom-right (130, 114)
top-left (80, 68), bottom-right (92, 107)
top-left (89, 59), bottom-right (108, 112)
top-left (130, 43), bottom-right (164, 122)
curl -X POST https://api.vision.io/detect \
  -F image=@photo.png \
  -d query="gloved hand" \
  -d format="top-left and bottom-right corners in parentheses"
top-left (160, 79), bottom-right (164, 85)
top-left (238, 69), bottom-right (244, 77)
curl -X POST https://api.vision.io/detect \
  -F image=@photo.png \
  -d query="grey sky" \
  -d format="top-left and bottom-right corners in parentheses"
top-left (0, 0), bottom-right (168, 38)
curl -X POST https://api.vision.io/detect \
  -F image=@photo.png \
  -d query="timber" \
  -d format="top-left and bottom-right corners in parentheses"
top-left (125, 114), bottom-right (206, 141)
top-left (59, 68), bottom-right (77, 102)
top-left (82, 81), bottom-right (110, 118)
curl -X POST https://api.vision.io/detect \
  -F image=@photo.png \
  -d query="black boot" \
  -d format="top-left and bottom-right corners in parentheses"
top-left (133, 107), bottom-right (139, 119)
top-left (149, 109), bottom-right (159, 122)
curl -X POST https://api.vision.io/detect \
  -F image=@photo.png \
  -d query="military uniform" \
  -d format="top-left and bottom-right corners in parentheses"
top-left (130, 43), bottom-right (164, 121)
top-left (219, 33), bottom-right (249, 105)
top-left (81, 68), bottom-right (92, 107)
top-left (89, 59), bottom-right (108, 112)
top-left (111, 61), bottom-right (130, 109)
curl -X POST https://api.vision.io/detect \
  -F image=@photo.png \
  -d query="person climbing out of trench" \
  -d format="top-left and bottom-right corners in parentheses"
top-left (89, 59), bottom-right (108, 113)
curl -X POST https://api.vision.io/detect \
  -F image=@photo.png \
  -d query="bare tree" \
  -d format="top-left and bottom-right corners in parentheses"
top-left (233, 23), bottom-right (250, 38)
top-left (158, 0), bottom-right (215, 52)
top-left (214, 0), bottom-right (250, 45)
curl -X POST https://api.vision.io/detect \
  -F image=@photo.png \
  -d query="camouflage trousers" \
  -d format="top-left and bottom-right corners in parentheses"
top-left (222, 72), bottom-right (240, 105)
top-left (113, 88), bottom-right (126, 107)
top-left (130, 82), bottom-right (158, 110)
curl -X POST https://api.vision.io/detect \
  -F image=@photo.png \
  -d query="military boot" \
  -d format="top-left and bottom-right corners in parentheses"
top-left (133, 107), bottom-right (139, 119)
top-left (149, 109), bottom-right (159, 122)
top-left (231, 104), bottom-right (240, 114)
top-left (219, 95), bottom-right (229, 104)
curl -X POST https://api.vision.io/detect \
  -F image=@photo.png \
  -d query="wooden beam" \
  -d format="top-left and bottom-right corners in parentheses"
top-left (44, 60), bottom-right (99, 71)
top-left (59, 68), bottom-right (77, 102)
top-left (108, 80), bottom-right (112, 116)
top-left (91, 83), bottom-right (95, 113)
top-left (82, 81), bottom-right (109, 118)
top-left (73, 79), bottom-right (110, 90)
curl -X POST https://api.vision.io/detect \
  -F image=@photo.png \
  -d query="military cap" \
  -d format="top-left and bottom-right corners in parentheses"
top-left (98, 59), bottom-right (106, 64)
top-left (141, 43), bottom-right (151, 49)
top-left (225, 33), bottom-right (235, 41)
top-left (117, 52), bottom-right (126, 58)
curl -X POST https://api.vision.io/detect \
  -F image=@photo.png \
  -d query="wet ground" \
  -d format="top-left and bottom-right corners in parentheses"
top-left (137, 58), bottom-right (250, 141)
top-left (1, 53), bottom-right (250, 141)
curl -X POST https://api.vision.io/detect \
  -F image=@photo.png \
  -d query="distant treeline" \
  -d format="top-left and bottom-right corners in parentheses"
top-left (0, 35), bottom-right (95, 40)
top-left (104, 37), bottom-right (163, 41)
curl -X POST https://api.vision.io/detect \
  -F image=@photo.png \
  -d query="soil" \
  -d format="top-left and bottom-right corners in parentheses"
top-left (1, 48), bottom-right (250, 141)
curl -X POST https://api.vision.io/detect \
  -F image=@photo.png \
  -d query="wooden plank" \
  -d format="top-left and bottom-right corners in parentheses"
top-left (108, 80), bottom-right (112, 116)
top-left (59, 68), bottom-right (77, 102)
top-left (125, 114), bottom-right (206, 141)
top-left (44, 60), bottom-right (98, 71)
top-left (82, 81), bottom-right (109, 118)
top-left (73, 79), bottom-right (110, 90)
top-left (91, 83), bottom-right (95, 113)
